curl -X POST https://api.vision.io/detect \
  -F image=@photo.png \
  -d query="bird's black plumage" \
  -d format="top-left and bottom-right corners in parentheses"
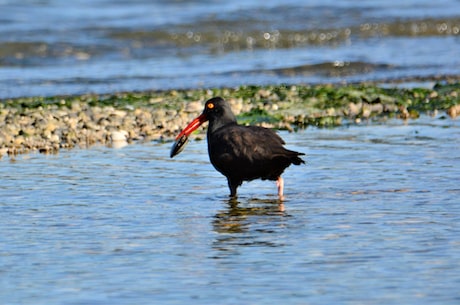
top-left (171, 96), bottom-right (305, 198)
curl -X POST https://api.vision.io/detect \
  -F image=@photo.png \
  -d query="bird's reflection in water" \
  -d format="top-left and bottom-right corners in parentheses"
top-left (212, 197), bottom-right (288, 254)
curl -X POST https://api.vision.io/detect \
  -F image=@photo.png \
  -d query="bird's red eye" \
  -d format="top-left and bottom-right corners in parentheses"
top-left (207, 103), bottom-right (214, 109)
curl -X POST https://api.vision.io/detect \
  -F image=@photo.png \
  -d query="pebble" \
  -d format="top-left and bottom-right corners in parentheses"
top-left (185, 101), bottom-right (202, 113)
top-left (447, 104), bottom-right (460, 118)
top-left (110, 130), bottom-right (129, 142)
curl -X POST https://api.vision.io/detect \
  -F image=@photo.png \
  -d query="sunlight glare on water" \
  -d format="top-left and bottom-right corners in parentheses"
top-left (0, 0), bottom-right (459, 97)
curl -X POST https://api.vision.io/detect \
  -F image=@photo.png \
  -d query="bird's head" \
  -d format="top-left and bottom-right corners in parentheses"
top-left (170, 97), bottom-right (236, 158)
top-left (202, 97), bottom-right (236, 127)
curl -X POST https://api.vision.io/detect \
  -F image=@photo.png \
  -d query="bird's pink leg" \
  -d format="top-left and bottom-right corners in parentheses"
top-left (276, 176), bottom-right (284, 200)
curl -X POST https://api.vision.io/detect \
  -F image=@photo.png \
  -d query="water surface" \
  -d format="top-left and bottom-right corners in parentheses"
top-left (1, 116), bottom-right (459, 304)
top-left (0, 0), bottom-right (459, 98)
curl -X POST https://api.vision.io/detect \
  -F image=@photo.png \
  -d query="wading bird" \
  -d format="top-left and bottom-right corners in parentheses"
top-left (170, 97), bottom-right (305, 199)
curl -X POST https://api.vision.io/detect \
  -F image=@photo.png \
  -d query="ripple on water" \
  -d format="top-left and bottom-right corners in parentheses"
top-left (1, 117), bottom-right (459, 304)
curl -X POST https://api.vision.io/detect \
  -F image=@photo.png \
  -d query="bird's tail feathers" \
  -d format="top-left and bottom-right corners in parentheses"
top-left (292, 154), bottom-right (306, 165)
top-left (285, 150), bottom-right (306, 165)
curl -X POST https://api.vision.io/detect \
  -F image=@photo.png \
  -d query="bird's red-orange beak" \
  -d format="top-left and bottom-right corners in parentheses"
top-left (170, 113), bottom-right (208, 158)
top-left (175, 113), bottom-right (207, 141)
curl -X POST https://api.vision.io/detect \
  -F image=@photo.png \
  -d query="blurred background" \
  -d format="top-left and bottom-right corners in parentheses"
top-left (1, 0), bottom-right (459, 98)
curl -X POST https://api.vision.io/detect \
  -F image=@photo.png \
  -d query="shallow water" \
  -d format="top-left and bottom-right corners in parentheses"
top-left (1, 116), bottom-right (460, 304)
top-left (1, 0), bottom-right (460, 98)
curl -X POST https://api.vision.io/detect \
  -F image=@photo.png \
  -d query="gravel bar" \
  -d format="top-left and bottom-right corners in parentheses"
top-left (1, 82), bottom-right (459, 158)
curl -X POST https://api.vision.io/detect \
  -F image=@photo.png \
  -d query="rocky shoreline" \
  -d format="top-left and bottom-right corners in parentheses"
top-left (1, 82), bottom-right (459, 158)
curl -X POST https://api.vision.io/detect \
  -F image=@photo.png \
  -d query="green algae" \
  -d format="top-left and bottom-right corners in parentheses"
top-left (2, 82), bottom-right (459, 128)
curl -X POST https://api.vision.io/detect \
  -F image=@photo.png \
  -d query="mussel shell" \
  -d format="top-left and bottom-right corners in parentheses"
top-left (170, 134), bottom-right (190, 158)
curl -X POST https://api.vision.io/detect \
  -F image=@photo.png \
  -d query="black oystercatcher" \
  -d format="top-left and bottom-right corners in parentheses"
top-left (170, 97), bottom-right (305, 198)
